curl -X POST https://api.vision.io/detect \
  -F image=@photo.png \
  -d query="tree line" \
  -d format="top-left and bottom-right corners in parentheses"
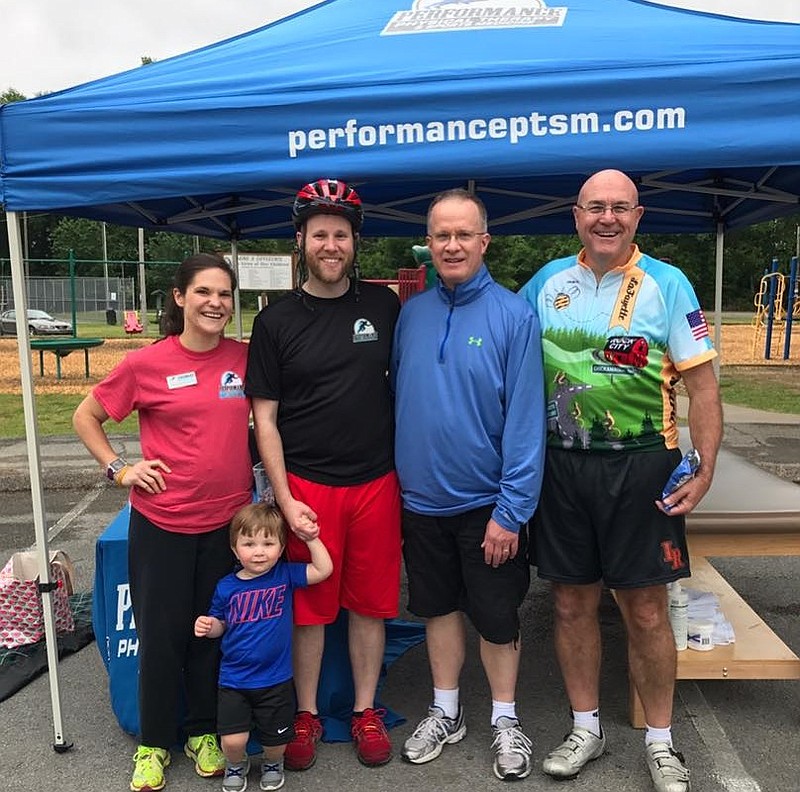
top-left (3, 211), bottom-right (798, 311)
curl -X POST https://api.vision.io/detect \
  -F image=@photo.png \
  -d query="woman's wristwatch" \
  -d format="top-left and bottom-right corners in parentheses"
top-left (106, 457), bottom-right (128, 482)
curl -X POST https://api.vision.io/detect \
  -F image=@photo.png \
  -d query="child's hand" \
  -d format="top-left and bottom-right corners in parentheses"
top-left (297, 514), bottom-right (320, 541)
top-left (194, 615), bottom-right (213, 638)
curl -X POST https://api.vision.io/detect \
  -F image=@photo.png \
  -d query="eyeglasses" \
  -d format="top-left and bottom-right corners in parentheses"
top-left (427, 231), bottom-right (487, 245)
top-left (575, 203), bottom-right (640, 216)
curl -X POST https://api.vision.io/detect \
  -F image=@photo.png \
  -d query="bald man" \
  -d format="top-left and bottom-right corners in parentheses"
top-left (519, 170), bottom-right (721, 792)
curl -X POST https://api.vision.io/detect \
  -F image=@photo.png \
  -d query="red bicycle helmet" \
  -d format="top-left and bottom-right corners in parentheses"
top-left (292, 178), bottom-right (364, 231)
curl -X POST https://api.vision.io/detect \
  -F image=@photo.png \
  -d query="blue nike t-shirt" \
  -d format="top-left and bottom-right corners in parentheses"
top-left (209, 560), bottom-right (308, 689)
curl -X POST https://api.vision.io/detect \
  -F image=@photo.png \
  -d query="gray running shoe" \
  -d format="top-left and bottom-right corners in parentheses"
top-left (401, 706), bottom-right (467, 764)
top-left (491, 716), bottom-right (533, 781)
top-left (259, 759), bottom-right (285, 792)
top-left (222, 758), bottom-right (250, 792)
top-left (645, 741), bottom-right (690, 792)
top-left (542, 727), bottom-right (606, 779)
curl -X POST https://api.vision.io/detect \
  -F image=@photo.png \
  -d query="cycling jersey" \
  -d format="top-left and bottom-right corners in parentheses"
top-left (519, 245), bottom-right (716, 452)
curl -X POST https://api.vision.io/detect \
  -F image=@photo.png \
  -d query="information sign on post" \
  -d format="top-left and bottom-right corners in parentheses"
top-left (225, 254), bottom-right (293, 291)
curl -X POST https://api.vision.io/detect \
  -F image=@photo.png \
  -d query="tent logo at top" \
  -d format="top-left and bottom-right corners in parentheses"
top-left (381, 0), bottom-right (567, 36)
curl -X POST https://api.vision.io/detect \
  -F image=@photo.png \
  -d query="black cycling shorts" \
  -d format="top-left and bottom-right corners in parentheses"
top-left (532, 447), bottom-right (691, 588)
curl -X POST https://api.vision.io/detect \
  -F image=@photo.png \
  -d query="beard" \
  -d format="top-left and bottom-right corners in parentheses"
top-left (304, 251), bottom-right (353, 285)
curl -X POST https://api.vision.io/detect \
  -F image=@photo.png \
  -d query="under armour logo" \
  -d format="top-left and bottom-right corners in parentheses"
top-left (468, 336), bottom-right (483, 347)
top-left (660, 541), bottom-right (685, 570)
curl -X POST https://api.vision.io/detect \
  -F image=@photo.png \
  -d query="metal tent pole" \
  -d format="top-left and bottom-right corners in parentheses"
top-left (138, 229), bottom-right (148, 334)
top-left (230, 240), bottom-right (243, 341)
top-left (101, 222), bottom-right (110, 311)
top-left (7, 211), bottom-right (72, 752)
top-left (713, 222), bottom-right (724, 376)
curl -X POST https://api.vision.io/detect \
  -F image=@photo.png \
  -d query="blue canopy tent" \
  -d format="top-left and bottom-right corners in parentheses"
top-left (3, 0), bottom-right (800, 237)
top-left (2, 0), bottom-right (800, 748)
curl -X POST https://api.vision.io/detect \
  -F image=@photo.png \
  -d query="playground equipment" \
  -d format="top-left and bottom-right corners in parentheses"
top-left (751, 256), bottom-right (798, 360)
top-left (784, 256), bottom-right (798, 360)
top-left (123, 310), bottom-right (143, 335)
top-left (364, 265), bottom-right (426, 304)
top-left (411, 245), bottom-right (438, 290)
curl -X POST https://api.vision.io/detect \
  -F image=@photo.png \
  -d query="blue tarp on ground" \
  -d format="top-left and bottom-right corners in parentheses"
top-left (2, 0), bottom-right (800, 236)
top-left (93, 504), bottom-right (425, 741)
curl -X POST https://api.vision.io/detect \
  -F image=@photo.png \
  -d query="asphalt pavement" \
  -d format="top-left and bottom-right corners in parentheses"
top-left (1, 406), bottom-right (799, 792)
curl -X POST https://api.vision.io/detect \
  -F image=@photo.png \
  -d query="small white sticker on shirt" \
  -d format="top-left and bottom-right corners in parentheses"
top-left (166, 371), bottom-right (198, 389)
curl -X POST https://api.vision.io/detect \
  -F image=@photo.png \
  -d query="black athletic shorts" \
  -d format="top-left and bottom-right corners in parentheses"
top-left (217, 678), bottom-right (296, 747)
top-left (532, 447), bottom-right (691, 588)
top-left (402, 504), bottom-right (530, 644)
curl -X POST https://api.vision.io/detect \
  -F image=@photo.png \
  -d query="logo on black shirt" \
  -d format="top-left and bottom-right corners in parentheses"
top-left (353, 318), bottom-right (378, 343)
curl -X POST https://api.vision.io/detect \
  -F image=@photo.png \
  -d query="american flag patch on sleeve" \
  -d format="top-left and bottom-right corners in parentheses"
top-left (685, 308), bottom-right (709, 341)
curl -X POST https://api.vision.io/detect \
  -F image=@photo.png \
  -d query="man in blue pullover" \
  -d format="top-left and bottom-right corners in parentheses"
top-left (391, 188), bottom-right (546, 781)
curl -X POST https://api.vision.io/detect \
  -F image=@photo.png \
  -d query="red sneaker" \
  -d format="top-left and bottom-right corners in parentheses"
top-left (284, 711), bottom-right (323, 771)
top-left (351, 708), bottom-right (392, 766)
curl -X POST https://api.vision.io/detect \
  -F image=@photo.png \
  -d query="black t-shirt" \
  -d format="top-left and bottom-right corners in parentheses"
top-left (246, 280), bottom-right (400, 486)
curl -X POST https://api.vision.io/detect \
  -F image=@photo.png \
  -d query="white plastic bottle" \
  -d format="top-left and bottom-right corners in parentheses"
top-left (668, 582), bottom-right (689, 651)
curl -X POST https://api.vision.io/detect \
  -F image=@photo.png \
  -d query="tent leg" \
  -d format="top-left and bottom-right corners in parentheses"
top-left (8, 211), bottom-right (73, 752)
top-left (230, 239), bottom-right (243, 341)
top-left (713, 223), bottom-right (724, 375)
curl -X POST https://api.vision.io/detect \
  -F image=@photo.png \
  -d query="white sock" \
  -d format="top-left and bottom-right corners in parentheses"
top-left (644, 725), bottom-right (673, 747)
top-left (491, 700), bottom-right (517, 726)
top-left (573, 708), bottom-right (602, 738)
top-left (432, 687), bottom-right (459, 720)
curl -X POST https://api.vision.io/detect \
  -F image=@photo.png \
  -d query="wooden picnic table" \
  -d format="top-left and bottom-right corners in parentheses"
top-left (29, 337), bottom-right (105, 379)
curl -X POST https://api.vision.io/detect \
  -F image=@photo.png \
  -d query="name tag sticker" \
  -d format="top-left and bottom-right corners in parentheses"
top-left (167, 371), bottom-right (198, 389)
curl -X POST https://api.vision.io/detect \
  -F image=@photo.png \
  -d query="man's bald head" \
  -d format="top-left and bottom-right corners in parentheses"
top-left (577, 169), bottom-right (639, 207)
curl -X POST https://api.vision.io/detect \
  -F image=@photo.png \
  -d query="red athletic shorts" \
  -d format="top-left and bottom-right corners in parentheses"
top-left (285, 471), bottom-right (401, 624)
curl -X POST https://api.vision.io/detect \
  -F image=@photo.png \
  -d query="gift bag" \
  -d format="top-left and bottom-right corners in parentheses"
top-left (0, 550), bottom-right (76, 649)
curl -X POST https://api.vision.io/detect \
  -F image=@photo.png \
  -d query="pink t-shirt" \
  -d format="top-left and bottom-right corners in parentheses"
top-left (93, 335), bottom-right (252, 533)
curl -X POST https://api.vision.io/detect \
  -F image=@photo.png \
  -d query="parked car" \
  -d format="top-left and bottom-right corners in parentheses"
top-left (0, 309), bottom-right (73, 336)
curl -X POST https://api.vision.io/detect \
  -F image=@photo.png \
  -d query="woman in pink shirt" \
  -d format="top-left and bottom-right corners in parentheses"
top-left (74, 253), bottom-right (252, 792)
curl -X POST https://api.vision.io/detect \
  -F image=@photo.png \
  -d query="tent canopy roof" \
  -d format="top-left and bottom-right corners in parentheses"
top-left (2, 0), bottom-right (800, 238)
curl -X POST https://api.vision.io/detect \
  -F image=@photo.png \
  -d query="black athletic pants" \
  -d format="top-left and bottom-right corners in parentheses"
top-left (128, 507), bottom-right (234, 748)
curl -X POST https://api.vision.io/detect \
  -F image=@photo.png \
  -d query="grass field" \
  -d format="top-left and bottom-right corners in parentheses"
top-left (0, 322), bottom-right (798, 438)
top-left (0, 393), bottom-right (141, 437)
top-left (718, 366), bottom-right (800, 414)
top-left (60, 309), bottom-right (260, 339)
top-left (2, 366), bottom-right (796, 439)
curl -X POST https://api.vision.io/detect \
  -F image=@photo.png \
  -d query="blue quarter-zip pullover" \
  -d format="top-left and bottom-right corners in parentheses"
top-left (391, 265), bottom-right (546, 532)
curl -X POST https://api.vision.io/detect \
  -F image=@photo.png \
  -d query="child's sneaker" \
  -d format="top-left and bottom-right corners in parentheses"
top-left (284, 712), bottom-right (323, 770)
top-left (351, 707), bottom-right (392, 766)
top-left (131, 745), bottom-right (170, 792)
top-left (222, 758), bottom-right (250, 792)
top-left (259, 759), bottom-right (285, 791)
top-left (184, 734), bottom-right (225, 777)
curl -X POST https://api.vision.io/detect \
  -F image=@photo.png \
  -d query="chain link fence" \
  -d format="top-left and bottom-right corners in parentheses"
top-left (0, 258), bottom-right (180, 324)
